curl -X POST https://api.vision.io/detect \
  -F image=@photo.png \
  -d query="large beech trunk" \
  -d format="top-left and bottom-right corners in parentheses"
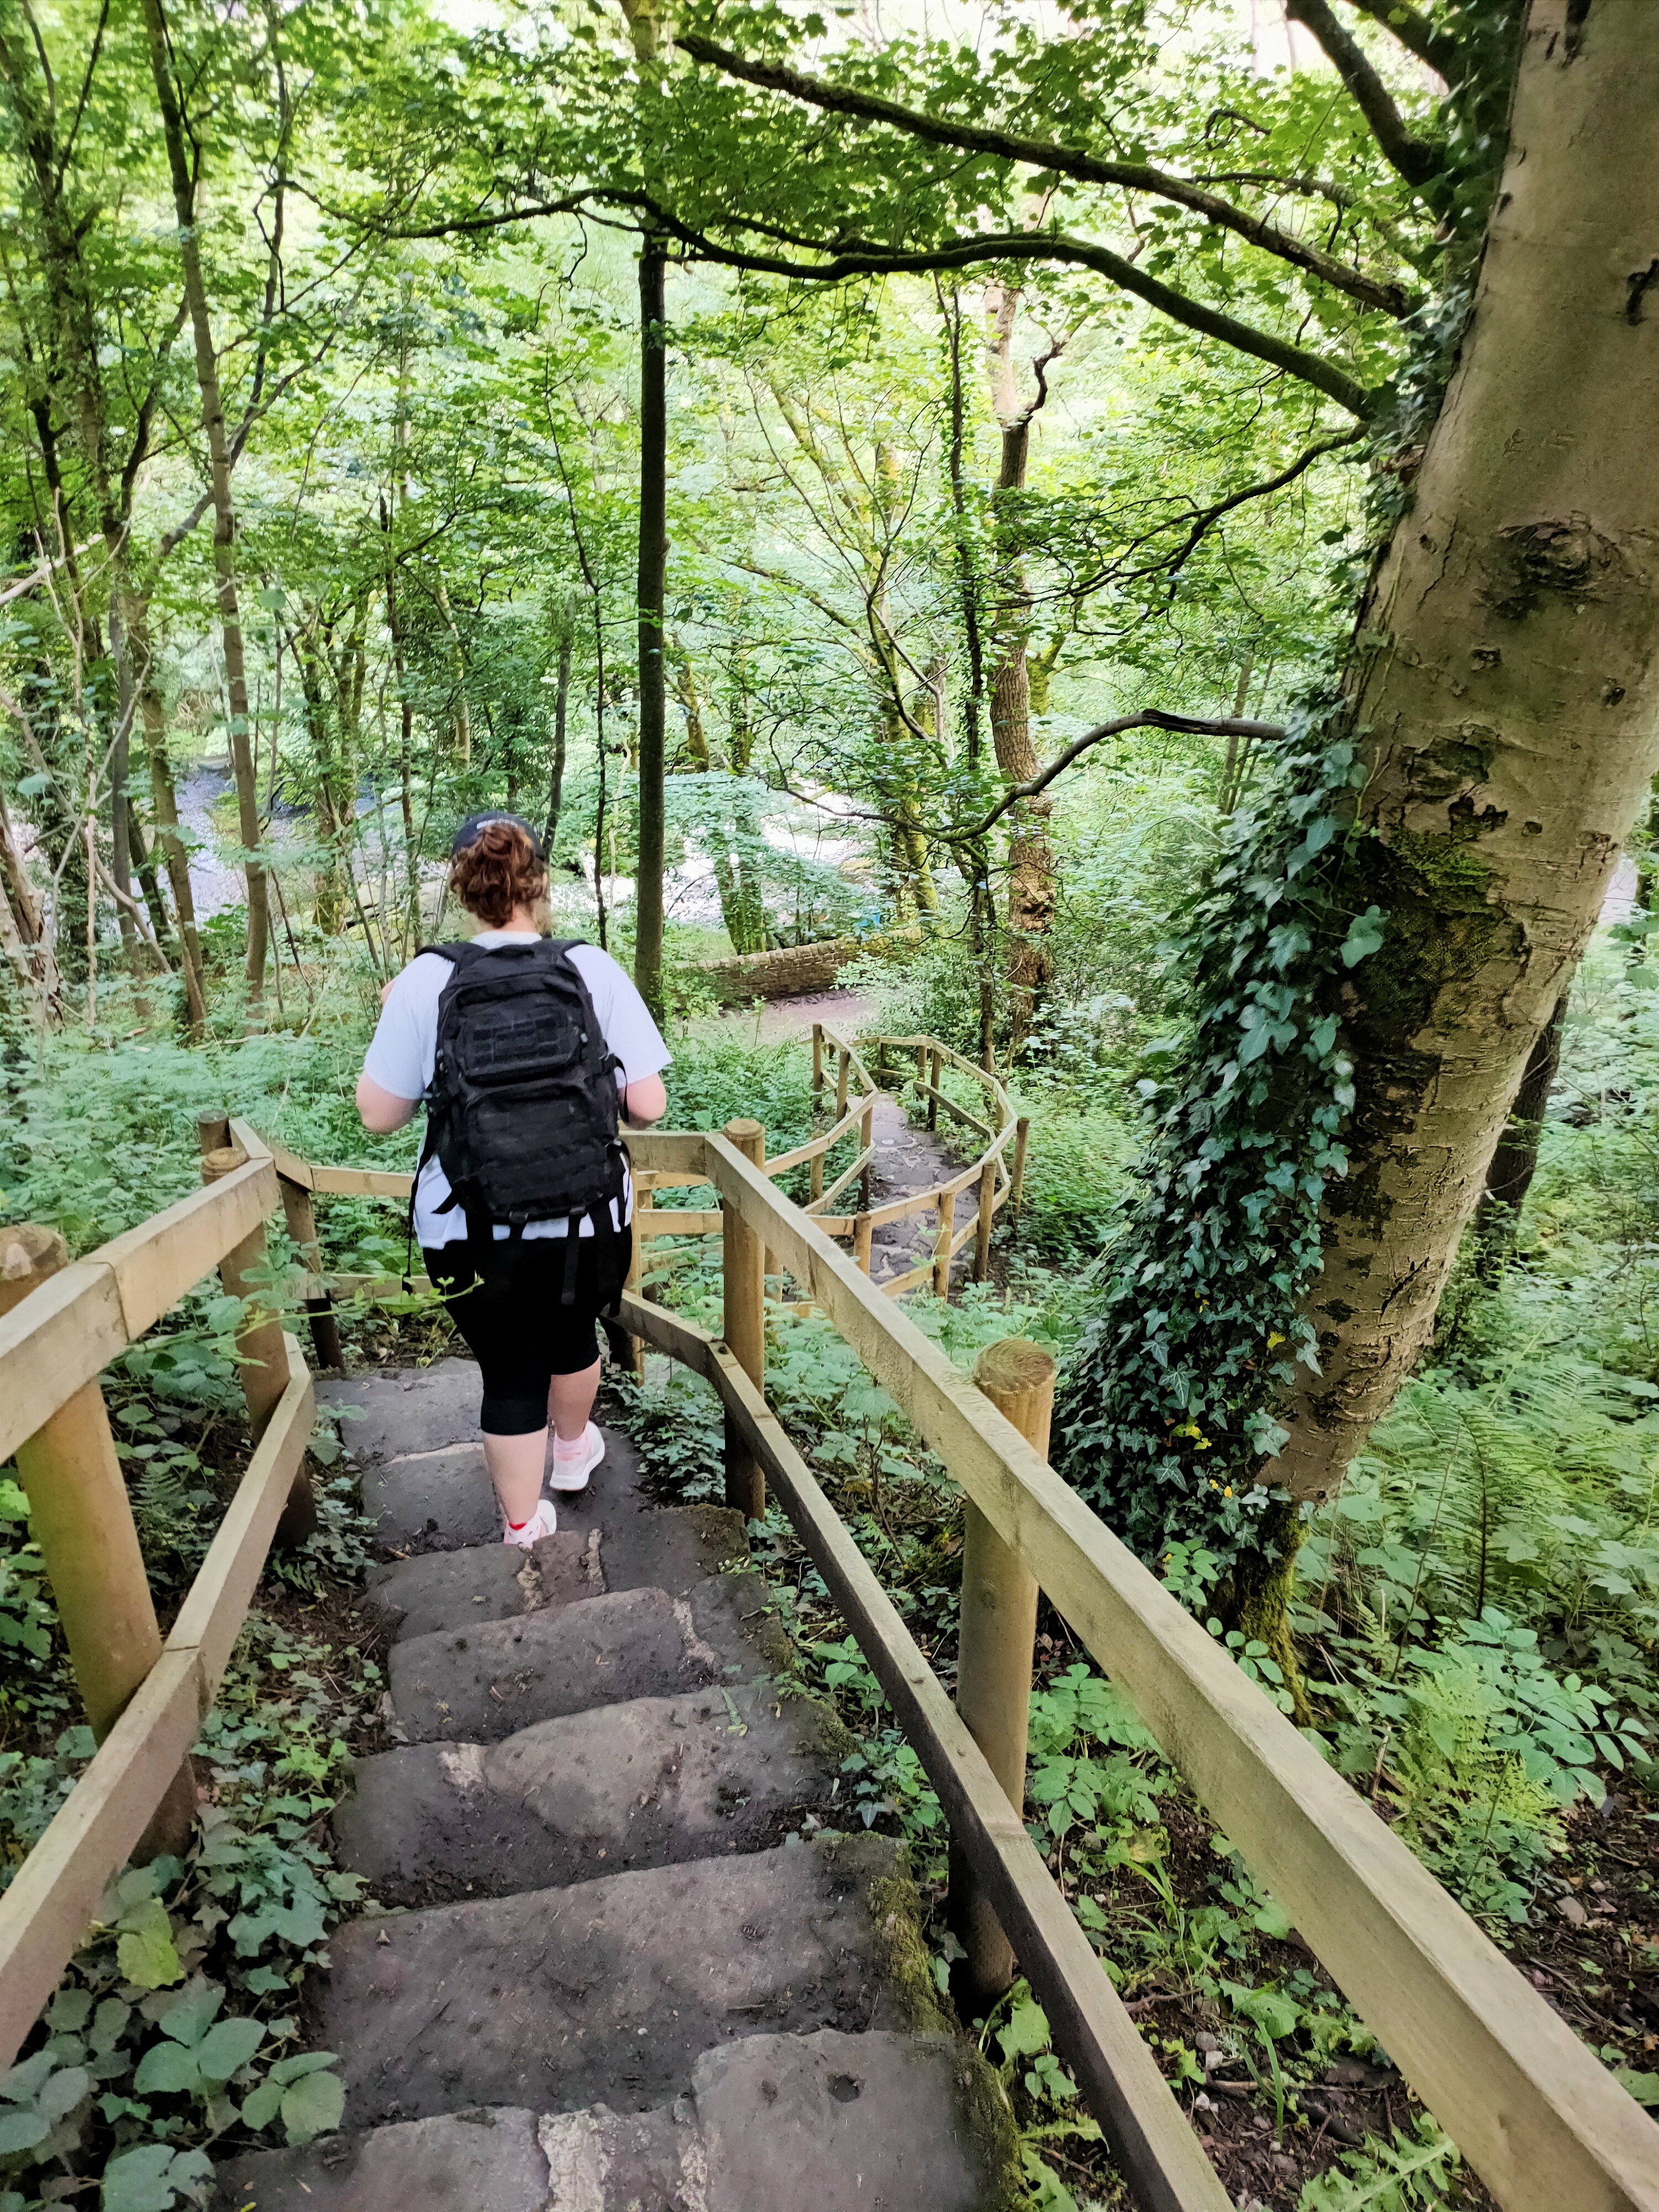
top-left (1275, 0), bottom-right (1659, 1501)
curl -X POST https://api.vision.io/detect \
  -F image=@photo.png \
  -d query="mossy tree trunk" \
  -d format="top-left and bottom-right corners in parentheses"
top-left (1275, 1), bottom-right (1659, 1505)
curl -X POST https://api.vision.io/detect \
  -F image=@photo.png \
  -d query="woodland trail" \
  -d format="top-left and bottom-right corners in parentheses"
top-left (712, 987), bottom-right (982, 1293)
top-left (211, 1361), bottom-right (1015, 2210)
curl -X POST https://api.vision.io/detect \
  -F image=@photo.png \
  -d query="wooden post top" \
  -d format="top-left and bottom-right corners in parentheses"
top-left (201, 1142), bottom-right (249, 1184)
top-left (723, 1119), bottom-right (765, 1156)
top-left (973, 1338), bottom-right (1056, 1457)
top-left (0, 1225), bottom-right (69, 1321)
top-left (197, 1112), bottom-right (232, 1155)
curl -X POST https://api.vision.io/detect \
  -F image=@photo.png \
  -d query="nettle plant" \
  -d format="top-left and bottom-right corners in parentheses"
top-left (1055, 714), bottom-right (1387, 1608)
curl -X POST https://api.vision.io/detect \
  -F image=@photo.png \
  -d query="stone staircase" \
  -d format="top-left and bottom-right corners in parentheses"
top-left (215, 1357), bottom-right (1018, 2211)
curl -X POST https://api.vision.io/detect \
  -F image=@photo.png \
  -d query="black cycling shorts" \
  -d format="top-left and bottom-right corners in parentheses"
top-left (424, 1230), bottom-right (630, 1436)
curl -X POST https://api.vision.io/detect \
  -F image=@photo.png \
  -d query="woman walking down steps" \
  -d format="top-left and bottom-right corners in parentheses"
top-left (355, 812), bottom-right (670, 1547)
top-left (212, 814), bottom-right (1017, 2211)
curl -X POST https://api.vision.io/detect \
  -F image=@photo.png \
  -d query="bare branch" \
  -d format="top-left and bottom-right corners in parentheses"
top-left (677, 32), bottom-right (1414, 317)
top-left (1285, 0), bottom-right (1442, 190)
top-left (968, 712), bottom-right (1286, 838)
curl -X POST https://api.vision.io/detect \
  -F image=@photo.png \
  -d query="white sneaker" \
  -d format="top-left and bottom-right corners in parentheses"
top-left (548, 1422), bottom-right (606, 1493)
top-left (501, 1498), bottom-right (558, 1550)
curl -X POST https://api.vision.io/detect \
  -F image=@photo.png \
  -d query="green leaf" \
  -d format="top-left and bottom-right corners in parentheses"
top-left (100, 2142), bottom-right (211, 2212)
top-left (116, 1901), bottom-right (182, 1991)
top-left (132, 2043), bottom-right (200, 2096)
top-left (1251, 1898), bottom-right (1293, 1940)
top-left (0, 2110), bottom-right (49, 2156)
top-left (37, 2065), bottom-right (91, 2121)
top-left (46, 1990), bottom-right (92, 2034)
top-left (268, 2052), bottom-right (337, 2086)
top-left (1340, 905), bottom-right (1387, 967)
top-left (1616, 2070), bottom-right (1659, 2107)
top-left (155, 1980), bottom-right (222, 2049)
top-left (240, 2079), bottom-right (283, 2131)
top-left (192, 2018), bottom-right (265, 2086)
top-left (280, 2064), bottom-right (343, 2145)
top-left (997, 1995), bottom-right (1053, 2064)
top-left (0, 2053), bottom-right (54, 2104)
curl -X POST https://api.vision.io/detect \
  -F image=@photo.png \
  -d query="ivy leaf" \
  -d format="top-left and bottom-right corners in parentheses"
top-left (280, 2065), bottom-right (344, 2145)
top-left (1616, 2070), bottom-right (1659, 2107)
top-left (1340, 905), bottom-right (1387, 967)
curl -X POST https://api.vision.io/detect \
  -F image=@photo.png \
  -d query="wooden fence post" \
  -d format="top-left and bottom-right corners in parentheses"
top-left (811, 1021), bottom-right (823, 1109)
top-left (951, 1337), bottom-right (1051, 2004)
top-left (1009, 1115), bottom-right (1031, 1224)
top-left (201, 1144), bottom-right (315, 1547)
top-left (835, 1048), bottom-right (849, 1120)
top-left (721, 1119), bottom-right (766, 1522)
top-left (859, 1095), bottom-right (876, 1209)
top-left (927, 1045), bottom-right (942, 1131)
top-left (973, 1159), bottom-right (997, 1283)
top-left (624, 1182), bottom-right (653, 1378)
top-left (277, 1177), bottom-right (344, 1374)
top-left (932, 1186), bottom-right (957, 1300)
top-left (0, 1227), bottom-right (196, 1857)
top-left (852, 1213), bottom-right (874, 1276)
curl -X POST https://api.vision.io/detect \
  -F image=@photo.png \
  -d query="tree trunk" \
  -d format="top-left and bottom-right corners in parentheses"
top-left (545, 601), bottom-right (574, 852)
top-left (1473, 993), bottom-right (1567, 1270)
top-left (986, 302), bottom-right (1058, 1055)
top-left (634, 242), bottom-right (668, 1016)
top-left (1274, 0), bottom-right (1659, 1503)
top-left (132, 609), bottom-right (207, 1034)
top-left (139, 0), bottom-right (269, 1009)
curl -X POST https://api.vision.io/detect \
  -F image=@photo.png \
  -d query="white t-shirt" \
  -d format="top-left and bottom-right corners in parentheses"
top-left (362, 933), bottom-right (671, 1246)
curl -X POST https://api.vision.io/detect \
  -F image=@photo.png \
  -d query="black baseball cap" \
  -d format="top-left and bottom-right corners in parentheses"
top-left (450, 811), bottom-right (544, 860)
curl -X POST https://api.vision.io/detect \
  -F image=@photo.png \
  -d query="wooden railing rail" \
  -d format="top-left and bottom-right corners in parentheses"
top-left (681, 1123), bottom-right (1659, 2212)
top-left (0, 1123), bottom-right (320, 2072)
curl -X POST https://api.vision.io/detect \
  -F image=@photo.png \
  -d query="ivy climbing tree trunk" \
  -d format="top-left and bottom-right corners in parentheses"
top-left (140, 0), bottom-right (269, 1008)
top-left (1275, 0), bottom-right (1659, 1503)
top-left (634, 239), bottom-right (668, 1018)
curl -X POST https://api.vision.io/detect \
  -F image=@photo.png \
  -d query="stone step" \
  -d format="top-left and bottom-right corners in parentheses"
top-left (364, 1527), bottom-right (603, 1643)
top-left (317, 1834), bottom-right (929, 2130)
top-left (215, 2030), bottom-right (1014, 2211)
top-left (366, 1500), bottom-right (748, 1645)
top-left (385, 1573), bottom-right (787, 1745)
top-left (335, 1683), bottom-right (847, 1902)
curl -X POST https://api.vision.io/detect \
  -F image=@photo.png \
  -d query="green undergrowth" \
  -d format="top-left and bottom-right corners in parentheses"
top-left (0, 1614), bottom-right (383, 2211)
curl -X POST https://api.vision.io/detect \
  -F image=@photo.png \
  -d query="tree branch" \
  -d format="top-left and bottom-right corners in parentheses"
top-left (1342, 0), bottom-right (1461, 82)
top-left (1284, 0), bottom-right (1442, 189)
top-left (643, 208), bottom-right (1376, 420)
top-left (968, 712), bottom-right (1286, 838)
top-left (677, 31), bottom-right (1413, 317)
top-left (1157, 427), bottom-right (1364, 589)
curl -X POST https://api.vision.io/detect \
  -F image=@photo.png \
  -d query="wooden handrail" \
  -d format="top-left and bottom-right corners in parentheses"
top-left (698, 1128), bottom-right (1659, 2212)
top-left (0, 1345), bottom-right (314, 2070)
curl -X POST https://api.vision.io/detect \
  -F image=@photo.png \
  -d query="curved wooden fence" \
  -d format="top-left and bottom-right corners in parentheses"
top-left (1, 1118), bottom-right (1656, 2211)
top-left (629, 1023), bottom-right (1028, 1307)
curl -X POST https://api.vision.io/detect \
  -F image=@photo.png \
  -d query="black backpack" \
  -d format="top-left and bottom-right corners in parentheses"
top-left (414, 938), bottom-right (628, 1296)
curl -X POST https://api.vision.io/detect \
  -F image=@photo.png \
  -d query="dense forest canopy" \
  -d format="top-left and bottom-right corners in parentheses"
top-left (5, 3), bottom-right (1659, 2201)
